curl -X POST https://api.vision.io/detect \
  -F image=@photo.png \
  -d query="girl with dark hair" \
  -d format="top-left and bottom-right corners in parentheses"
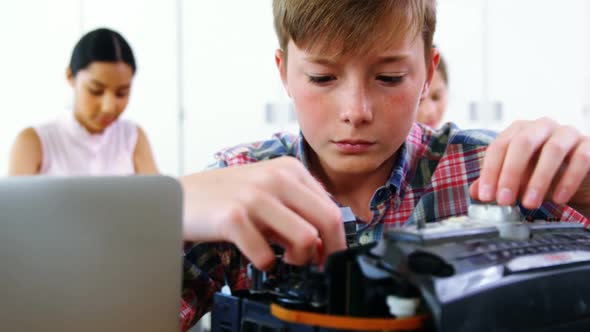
top-left (9, 28), bottom-right (158, 175)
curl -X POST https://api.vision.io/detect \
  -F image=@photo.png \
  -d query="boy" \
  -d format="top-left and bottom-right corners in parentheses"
top-left (179, 0), bottom-right (590, 330)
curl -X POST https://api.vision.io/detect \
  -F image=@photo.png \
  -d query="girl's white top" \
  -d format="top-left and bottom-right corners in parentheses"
top-left (34, 113), bottom-right (138, 175)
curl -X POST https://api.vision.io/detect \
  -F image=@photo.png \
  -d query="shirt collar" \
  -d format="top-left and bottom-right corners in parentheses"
top-left (296, 132), bottom-right (311, 169)
top-left (387, 123), bottom-right (427, 198)
top-left (62, 112), bottom-right (114, 151)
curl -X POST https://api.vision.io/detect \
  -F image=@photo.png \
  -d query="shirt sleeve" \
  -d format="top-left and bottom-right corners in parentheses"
top-left (180, 241), bottom-right (250, 331)
top-left (179, 152), bottom-right (254, 331)
top-left (178, 134), bottom-right (308, 330)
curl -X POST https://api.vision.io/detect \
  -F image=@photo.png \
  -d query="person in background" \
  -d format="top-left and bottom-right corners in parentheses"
top-left (177, 1), bottom-right (589, 329)
top-left (8, 28), bottom-right (158, 176)
top-left (416, 51), bottom-right (448, 128)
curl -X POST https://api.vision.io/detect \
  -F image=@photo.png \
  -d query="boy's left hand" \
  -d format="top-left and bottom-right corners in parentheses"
top-left (470, 117), bottom-right (590, 215)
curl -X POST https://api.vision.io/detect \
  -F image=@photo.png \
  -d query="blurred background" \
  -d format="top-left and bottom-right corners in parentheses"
top-left (0, 0), bottom-right (589, 177)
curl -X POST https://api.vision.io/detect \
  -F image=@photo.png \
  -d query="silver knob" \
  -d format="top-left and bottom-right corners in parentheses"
top-left (468, 202), bottom-right (529, 240)
top-left (468, 202), bottom-right (522, 223)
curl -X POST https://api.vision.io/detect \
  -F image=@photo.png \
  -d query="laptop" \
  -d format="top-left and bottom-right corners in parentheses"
top-left (0, 176), bottom-right (183, 331)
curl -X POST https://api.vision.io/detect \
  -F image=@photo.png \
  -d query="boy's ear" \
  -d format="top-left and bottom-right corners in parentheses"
top-left (420, 48), bottom-right (441, 101)
top-left (66, 68), bottom-right (75, 87)
top-left (275, 48), bottom-right (291, 97)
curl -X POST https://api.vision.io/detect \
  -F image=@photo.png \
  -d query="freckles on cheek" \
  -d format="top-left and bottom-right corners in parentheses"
top-left (381, 93), bottom-right (421, 133)
top-left (383, 94), bottom-right (415, 113)
top-left (292, 84), bottom-right (323, 112)
top-left (293, 97), bottom-right (326, 138)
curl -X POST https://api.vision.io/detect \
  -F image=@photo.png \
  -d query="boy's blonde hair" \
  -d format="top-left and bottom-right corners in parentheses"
top-left (273, 0), bottom-right (436, 62)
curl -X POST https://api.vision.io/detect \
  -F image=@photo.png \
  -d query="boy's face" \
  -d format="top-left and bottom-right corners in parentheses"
top-left (276, 34), bottom-right (439, 176)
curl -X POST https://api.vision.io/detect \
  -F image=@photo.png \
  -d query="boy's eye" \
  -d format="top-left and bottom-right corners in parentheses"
top-left (308, 75), bottom-right (336, 84)
top-left (376, 75), bottom-right (404, 84)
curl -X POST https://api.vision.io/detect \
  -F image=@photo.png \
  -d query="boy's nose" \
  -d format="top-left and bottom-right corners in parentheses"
top-left (339, 84), bottom-right (373, 127)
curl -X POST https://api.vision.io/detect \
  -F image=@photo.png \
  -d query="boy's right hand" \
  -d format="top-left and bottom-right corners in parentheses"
top-left (180, 157), bottom-right (346, 270)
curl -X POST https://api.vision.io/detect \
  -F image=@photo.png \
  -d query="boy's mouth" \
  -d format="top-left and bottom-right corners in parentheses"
top-left (332, 139), bottom-right (376, 154)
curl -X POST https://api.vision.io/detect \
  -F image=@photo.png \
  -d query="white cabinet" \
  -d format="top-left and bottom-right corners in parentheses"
top-left (487, 0), bottom-right (588, 131)
top-left (437, 0), bottom-right (590, 133)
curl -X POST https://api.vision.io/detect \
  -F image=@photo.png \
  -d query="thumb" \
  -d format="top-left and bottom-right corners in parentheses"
top-left (469, 179), bottom-right (480, 200)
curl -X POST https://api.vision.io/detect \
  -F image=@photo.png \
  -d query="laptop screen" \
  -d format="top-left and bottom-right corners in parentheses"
top-left (0, 176), bottom-right (182, 331)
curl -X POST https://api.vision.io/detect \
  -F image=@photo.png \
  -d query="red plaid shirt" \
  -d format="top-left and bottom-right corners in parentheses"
top-left (179, 123), bottom-right (588, 331)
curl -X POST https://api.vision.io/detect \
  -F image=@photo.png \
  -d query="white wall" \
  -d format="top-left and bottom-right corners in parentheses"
top-left (0, 0), bottom-right (80, 176)
top-left (180, 0), bottom-right (296, 173)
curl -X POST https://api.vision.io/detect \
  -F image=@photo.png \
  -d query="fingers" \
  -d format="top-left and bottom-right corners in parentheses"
top-left (220, 157), bottom-right (345, 270)
top-left (522, 126), bottom-right (580, 208)
top-left (221, 206), bottom-right (277, 271)
top-left (279, 178), bottom-right (345, 256)
top-left (474, 118), bottom-right (590, 210)
top-left (222, 191), bottom-right (322, 270)
top-left (249, 191), bottom-right (320, 266)
top-left (469, 179), bottom-right (480, 200)
top-left (552, 137), bottom-right (590, 204)
top-left (494, 119), bottom-right (557, 205)
top-left (271, 158), bottom-right (346, 256)
top-left (476, 122), bottom-right (521, 202)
